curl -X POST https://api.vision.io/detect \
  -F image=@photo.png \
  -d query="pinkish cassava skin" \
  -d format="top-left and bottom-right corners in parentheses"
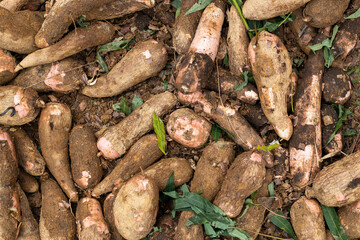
top-left (113, 175), bottom-right (159, 240)
top-left (76, 197), bottom-right (111, 240)
top-left (0, 7), bottom-right (43, 54)
top-left (166, 108), bottom-right (211, 148)
top-left (39, 177), bottom-right (76, 240)
top-left (206, 67), bottom-right (259, 105)
top-left (103, 193), bottom-right (124, 240)
top-left (0, 49), bottom-right (16, 85)
top-left (82, 40), bottom-right (167, 97)
top-left (10, 127), bottom-right (45, 176)
top-left (305, 151), bottom-right (360, 207)
top-left (243, 0), bottom-right (310, 20)
top-left (321, 104), bottom-right (342, 154)
top-left (338, 200), bottom-right (360, 239)
top-left (289, 42), bottom-right (323, 189)
top-left (15, 21), bottom-right (115, 72)
top-left (172, 0), bottom-right (201, 54)
top-left (227, 5), bottom-right (250, 75)
top-left (175, 0), bottom-right (225, 94)
top-left (213, 150), bottom-right (266, 218)
top-left (322, 68), bottom-right (352, 105)
top-left (70, 125), bottom-right (103, 190)
top-left (177, 90), bottom-right (274, 167)
top-left (18, 169), bottom-right (39, 193)
top-left (0, 85), bottom-right (42, 126)
top-left (92, 134), bottom-right (162, 197)
top-left (86, 0), bottom-right (155, 20)
top-left (39, 103), bottom-right (78, 202)
top-left (12, 57), bottom-right (87, 93)
top-left (248, 30), bottom-right (293, 140)
top-left (17, 183), bottom-right (40, 240)
top-left (140, 157), bottom-right (194, 191)
top-left (34, 0), bottom-right (116, 48)
top-left (291, 197), bottom-right (326, 240)
top-left (97, 92), bottom-right (177, 159)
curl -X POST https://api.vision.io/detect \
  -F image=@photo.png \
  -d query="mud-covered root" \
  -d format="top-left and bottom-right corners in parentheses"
top-left (10, 127), bottom-right (45, 176)
top-left (12, 57), bottom-right (86, 93)
top-left (0, 7), bottom-right (43, 54)
top-left (242, 0), bottom-right (310, 20)
top-left (16, 183), bottom-right (40, 240)
top-left (303, 0), bottom-right (350, 28)
top-left (321, 104), bottom-right (343, 154)
top-left (113, 175), bottom-right (159, 240)
top-left (39, 177), bottom-right (76, 240)
top-left (289, 41), bottom-right (324, 188)
top-left (175, 0), bottom-right (225, 94)
top-left (34, 0), bottom-right (115, 48)
top-left (322, 68), bottom-right (351, 105)
top-left (18, 169), bottom-right (39, 193)
top-left (0, 129), bottom-right (18, 186)
top-left (338, 200), bottom-right (360, 239)
top-left (97, 91), bottom-right (177, 159)
top-left (239, 103), bottom-right (268, 129)
top-left (0, 0), bottom-right (29, 11)
top-left (103, 193), bottom-right (124, 240)
top-left (0, 185), bottom-right (21, 240)
top-left (288, 8), bottom-right (317, 55)
top-left (82, 39), bottom-right (167, 97)
top-left (248, 30), bottom-right (293, 140)
top-left (213, 150), bottom-right (266, 218)
top-left (206, 67), bottom-right (259, 105)
top-left (166, 108), bottom-right (211, 148)
top-left (15, 21), bottom-right (115, 72)
top-left (92, 134), bottom-right (162, 197)
top-left (39, 102), bottom-right (78, 202)
top-left (0, 85), bottom-right (43, 126)
top-left (0, 49), bottom-right (16, 85)
top-left (141, 157), bottom-right (194, 191)
top-left (227, 5), bottom-right (250, 76)
top-left (76, 197), bottom-right (111, 240)
top-left (86, 0), bottom-right (155, 21)
top-left (174, 211), bottom-right (204, 240)
top-left (290, 197), bottom-right (326, 240)
top-left (70, 125), bottom-right (103, 190)
top-left (305, 151), bottom-right (360, 207)
top-left (273, 146), bottom-right (289, 183)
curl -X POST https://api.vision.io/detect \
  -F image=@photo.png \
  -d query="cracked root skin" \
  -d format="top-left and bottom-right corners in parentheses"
top-left (249, 31), bottom-right (293, 140)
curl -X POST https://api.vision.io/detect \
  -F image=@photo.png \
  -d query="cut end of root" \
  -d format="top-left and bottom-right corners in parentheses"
top-left (305, 186), bottom-right (315, 199)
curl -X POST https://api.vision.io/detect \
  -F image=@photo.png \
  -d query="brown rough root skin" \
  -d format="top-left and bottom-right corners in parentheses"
top-left (18, 169), bottom-right (39, 193)
top-left (213, 150), bottom-right (266, 218)
top-left (321, 104), bottom-right (342, 154)
top-left (39, 102), bottom-right (78, 202)
top-left (290, 196), bottom-right (326, 240)
top-left (289, 41), bottom-right (324, 189)
top-left (76, 197), bottom-right (111, 240)
top-left (166, 108), bottom-right (212, 148)
top-left (249, 30), bottom-right (293, 140)
top-left (103, 193), bottom-right (124, 240)
top-left (174, 211), bottom-right (204, 240)
top-left (322, 68), bottom-right (351, 105)
top-left (82, 40), bottom-right (167, 98)
top-left (70, 125), bottom-right (103, 190)
top-left (0, 139), bottom-right (18, 186)
top-left (113, 175), bottom-right (159, 240)
top-left (0, 186), bottom-right (21, 240)
top-left (92, 134), bottom-right (162, 197)
top-left (0, 49), bottom-right (16, 84)
top-left (303, 0), bottom-right (350, 28)
top-left (338, 200), bottom-right (360, 239)
top-left (39, 177), bottom-right (76, 240)
top-left (305, 151), bottom-right (360, 207)
top-left (34, 0), bottom-right (116, 48)
top-left (97, 91), bottom-right (177, 159)
top-left (10, 127), bottom-right (45, 176)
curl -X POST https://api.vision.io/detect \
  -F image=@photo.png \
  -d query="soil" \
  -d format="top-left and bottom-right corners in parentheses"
top-left (3, 0), bottom-right (360, 239)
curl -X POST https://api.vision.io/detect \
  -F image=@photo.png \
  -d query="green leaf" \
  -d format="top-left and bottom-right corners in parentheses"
top-left (250, 190), bottom-right (258, 200)
top-left (223, 54), bottom-right (229, 67)
top-left (248, 13), bottom-right (295, 34)
top-left (343, 128), bottom-right (358, 136)
top-left (132, 96), bottom-right (143, 111)
top-left (256, 144), bottom-right (279, 152)
top-left (269, 211), bottom-right (298, 240)
top-left (211, 124), bottom-right (222, 142)
top-left (324, 47), bottom-right (335, 68)
top-left (228, 0), bottom-right (243, 8)
top-left (163, 81), bottom-right (168, 91)
top-left (268, 182), bottom-right (275, 197)
top-left (152, 113), bottom-right (166, 155)
top-left (327, 106), bottom-right (352, 144)
top-left (309, 43), bottom-right (325, 52)
top-left (96, 39), bottom-right (133, 72)
top-left (76, 15), bottom-right (90, 28)
top-left (163, 171), bottom-right (175, 192)
top-left (321, 204), bottom-right (350, 240)
top-left (172, 0), bottom-right (182, 18)
top-left (113, 97), bottom-right (131, 115)
top-left (345, 8), bottom-right (360, 19)
top-left (185, 0), bottom-right (213, 16)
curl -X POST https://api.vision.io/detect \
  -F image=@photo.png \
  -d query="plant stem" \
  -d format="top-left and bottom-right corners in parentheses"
top-left (230, 0), bottom-right (253, 39)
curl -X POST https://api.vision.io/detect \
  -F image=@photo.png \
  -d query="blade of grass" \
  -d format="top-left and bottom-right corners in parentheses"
top-left (269, 211), bottom-right (297, 240)
top-left (321, 204), bottom-right (350, 240)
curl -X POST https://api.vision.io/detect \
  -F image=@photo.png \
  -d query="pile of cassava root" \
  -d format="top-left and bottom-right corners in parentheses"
top-left (0, 0), bottom-right (359, 239)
